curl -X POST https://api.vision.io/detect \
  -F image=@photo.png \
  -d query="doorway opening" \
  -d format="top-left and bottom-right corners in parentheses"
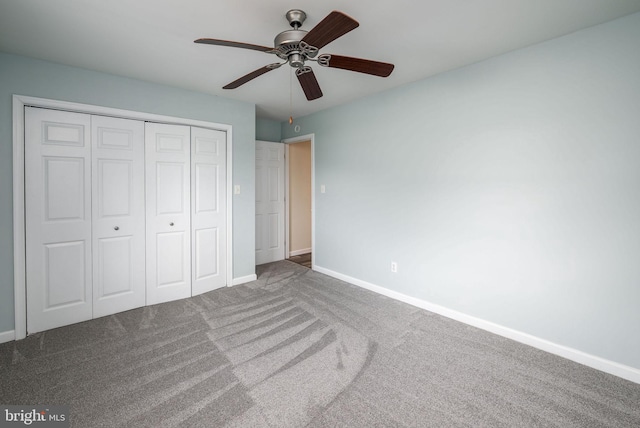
top-left (284, 134), bottom-right (314, 269)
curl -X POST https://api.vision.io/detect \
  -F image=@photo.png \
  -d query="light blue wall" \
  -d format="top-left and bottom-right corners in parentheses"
top-left (0, 52), bottom-right (256, 334)
top-left (256, 118), bottom-right (282, 142)
top-left (283, 13), bottom-right (640, 369)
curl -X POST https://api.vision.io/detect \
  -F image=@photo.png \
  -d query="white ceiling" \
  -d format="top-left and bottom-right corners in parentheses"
top-left (2, 0), bottom-right (640, 121)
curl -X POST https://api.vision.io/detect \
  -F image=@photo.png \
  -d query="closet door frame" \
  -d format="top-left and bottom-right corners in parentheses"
top-left (12, 95), bottom-right (234, 340)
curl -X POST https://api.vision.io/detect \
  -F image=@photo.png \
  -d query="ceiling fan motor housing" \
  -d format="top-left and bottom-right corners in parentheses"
top-left (273, 29), bottom-right (313, 66)
top-left (274, 29), bottom-right (306, 51)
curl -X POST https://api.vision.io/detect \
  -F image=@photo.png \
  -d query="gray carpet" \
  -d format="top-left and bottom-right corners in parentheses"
top-left (1, 260), bottom-right (639, 427)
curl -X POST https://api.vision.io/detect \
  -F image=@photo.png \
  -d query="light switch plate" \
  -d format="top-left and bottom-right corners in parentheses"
top-left (234, 185), bottom-right (241, 195)
top-left (320, 185), bottom-right (326, 194)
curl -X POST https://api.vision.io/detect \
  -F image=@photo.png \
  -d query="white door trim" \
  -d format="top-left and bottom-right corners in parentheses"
top-left (12, 94), bottom-right (234, 340)
top-left (282, 133), bottom-right (315, 268)
top-left (284, 143), bottom-right (290, 259)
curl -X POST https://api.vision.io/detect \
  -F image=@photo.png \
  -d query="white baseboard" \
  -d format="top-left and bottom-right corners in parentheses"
top-left (231, 274), bottom-right (257, 286)
top-left (289, 248), bottom-right (312, 257)
top-left (313, 265), bottom-right (640, 385)
top-left (0, 330), bottom-right (15, 344)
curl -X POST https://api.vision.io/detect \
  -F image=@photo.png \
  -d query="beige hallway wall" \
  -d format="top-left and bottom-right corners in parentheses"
top-left (288, 140), bottom-right (311, 254)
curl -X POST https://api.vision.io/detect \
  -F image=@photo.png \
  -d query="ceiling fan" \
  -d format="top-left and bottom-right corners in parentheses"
top-left (195, 9), bottom-right (395, 101)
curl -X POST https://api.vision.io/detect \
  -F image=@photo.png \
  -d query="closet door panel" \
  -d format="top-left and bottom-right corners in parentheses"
top-left (157, 232), bottom-right (187, 285)
top-left (146, 123), bottom-right (192, 304)
top-left (98, 236), bottom-right (133, 296)
top-left (92, 115), bottom-right (145, 318)
top-left (25, 107), bottom-right (93, 333)
top-left (191, 127), bottom-right (227, 295)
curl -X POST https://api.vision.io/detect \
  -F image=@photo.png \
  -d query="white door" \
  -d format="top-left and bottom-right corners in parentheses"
top-left (255, 140), bottom-right (285, 265)
top-left (25, 107), bottom-right (93, 333)
top-left (145, 123), bottom-right (191, 304)
top-left (191, 127), bottom-right (227, 295)
top-left (92, 116), bottom-right (146, 318)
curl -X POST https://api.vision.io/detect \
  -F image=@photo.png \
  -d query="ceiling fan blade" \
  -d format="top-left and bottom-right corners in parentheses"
top-left (301, 11), bottom-right (359, 50)
top-left (296, 67), bottom-right (323, 100)
top-left (319, 54), bottom-right (394, 77)
top-left (223, 64), bottom-right (280, 89)
top-left (194, 38), bottom-right (273, 53)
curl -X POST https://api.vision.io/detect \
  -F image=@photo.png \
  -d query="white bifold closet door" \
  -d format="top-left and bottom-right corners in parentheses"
top-left (25, 108), bottom-right (227, 332)
top-left (91, 115), bottom-right (146, 318)
top-left (25, 108), bottom-right (93, 333)
top-left (191, 126), bottom-right (227, 296)
top-left (145, 123), bottom-right (226, 305)
top-left (145, 123), bottom-right (192, 305)
top-left (25, 108), bottom-right (145, 333)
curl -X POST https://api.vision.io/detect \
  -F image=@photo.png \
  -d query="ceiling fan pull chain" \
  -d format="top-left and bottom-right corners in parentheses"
top-left (289, 67), bottom-right (294, 125)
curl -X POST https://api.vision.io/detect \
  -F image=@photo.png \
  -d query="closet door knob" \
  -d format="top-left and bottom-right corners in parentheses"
top-left (169, 222), bottom-right (174, 226)
top-left (114, 226), bottom-right (119, 231)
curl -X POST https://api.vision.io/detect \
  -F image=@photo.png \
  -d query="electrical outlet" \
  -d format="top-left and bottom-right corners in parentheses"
top-left (391, 262), bottom-right (398, 273)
